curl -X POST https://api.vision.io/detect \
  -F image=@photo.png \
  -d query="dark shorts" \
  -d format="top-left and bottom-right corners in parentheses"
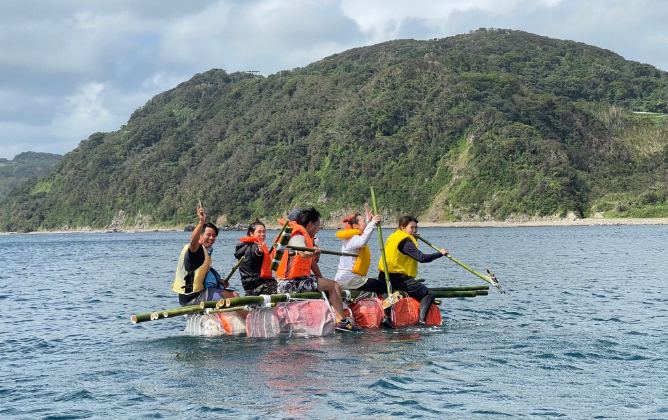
top-left (277, 276), bottom-right (319, 294)
top-left (243, 277), bottom-right (279, 296)
top-left (178, 288), bottom-right (230, 306)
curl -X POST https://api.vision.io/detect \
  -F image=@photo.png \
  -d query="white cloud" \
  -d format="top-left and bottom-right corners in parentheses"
top-left (0, 0), bottom-right (667, 159)
top-left (340, 0), bottom-right (566, 42)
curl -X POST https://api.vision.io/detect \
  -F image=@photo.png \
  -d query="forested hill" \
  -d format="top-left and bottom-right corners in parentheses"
top-left (2, 28), bottom-right (668, 232)
top-left (0, 152), bottom-right (62, 200)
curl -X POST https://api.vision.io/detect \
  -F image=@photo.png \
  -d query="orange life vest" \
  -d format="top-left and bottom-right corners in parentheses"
top-left (238, 236), bottom-right (273, 278)
top-left (275, 223), bottom-right (314, 279)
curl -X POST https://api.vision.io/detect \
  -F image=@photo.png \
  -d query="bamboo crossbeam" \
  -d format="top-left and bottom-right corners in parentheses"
top-left (432, 290), bottom-right (477, 298)
top-left (131, 304), bottom-right (202, 324)
top-left (430, 286), bottom-right (489, 292)
top-left (286, 245), bottom-right (358, 258)
top-left (209, 303), bottom-right (275, 314)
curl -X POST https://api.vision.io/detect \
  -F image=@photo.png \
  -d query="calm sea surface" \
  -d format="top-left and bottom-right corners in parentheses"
top-left (1, 226), bottom-right (667, 419)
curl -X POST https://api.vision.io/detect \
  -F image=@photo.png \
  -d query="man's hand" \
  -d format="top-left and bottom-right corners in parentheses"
top-left (196, 202), bottom-right (206, 224)
top-left (440, 249), bottom-right (449, 256)
top-left (372, 215), bottom-right (381, 223)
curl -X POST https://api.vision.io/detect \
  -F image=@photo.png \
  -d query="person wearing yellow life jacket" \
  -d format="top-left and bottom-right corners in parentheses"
top-left (234, 219), bottom-right (278, 296)
top-left (171, 203), bottom-right (241, 306)
top-left (377, 215), bottom-right (448, 324)
top-left (275, 207), bottom-right (362, 332)
top-left (334, 212), bottom-right (387, 295)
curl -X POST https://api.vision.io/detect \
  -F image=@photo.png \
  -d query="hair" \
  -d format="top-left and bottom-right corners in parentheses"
top-left (398, 215), bottom-right (418, 228)
top-left (296, 207), bottom-right (321, 227)
top-left (202, 221), bottom-right (219, 237)
top-left (247, 218), bottom-right (266, 236)
top-left (342, 213), bottom-right (362, 229)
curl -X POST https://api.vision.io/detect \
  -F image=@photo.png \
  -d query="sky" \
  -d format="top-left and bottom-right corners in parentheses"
top-left (1, 0), bottom-right (667, 160)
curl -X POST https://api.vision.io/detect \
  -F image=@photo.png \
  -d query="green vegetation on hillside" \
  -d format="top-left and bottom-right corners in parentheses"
top-left (1, 29), bottom-right (667, 232)
top-left (0, 152), bottom-right (62, 200)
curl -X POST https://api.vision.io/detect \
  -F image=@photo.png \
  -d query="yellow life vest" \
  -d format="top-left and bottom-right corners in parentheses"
top-left (171, 244), bottom-right (211, 294)
top-left (335, 229), bottom-right (371, 276)
top-left (378, 230), bottom-right (418, 278)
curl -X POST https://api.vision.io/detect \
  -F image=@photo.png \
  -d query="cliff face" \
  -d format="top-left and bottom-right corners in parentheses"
top-left (2, 29), bottom-right (668, 232)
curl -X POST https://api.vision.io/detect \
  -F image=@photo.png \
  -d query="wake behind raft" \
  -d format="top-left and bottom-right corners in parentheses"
top-left (130, 286), bottom-right (490, 338)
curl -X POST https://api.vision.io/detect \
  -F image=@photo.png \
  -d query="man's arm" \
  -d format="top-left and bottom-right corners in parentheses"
top-left (311, 259), bottom-right (323, 278)
top-left (189, 203), bottom-right (206, 253)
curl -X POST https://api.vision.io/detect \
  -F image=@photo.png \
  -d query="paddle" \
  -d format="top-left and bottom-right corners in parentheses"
top-left (221, 256), bottom-right (245, 288)
top-left (286, 245), bottom-right (358, 258)
top-left (415, 235), bottom-right (505, 294)
top-left (370, 187), bottom-right (401, 308)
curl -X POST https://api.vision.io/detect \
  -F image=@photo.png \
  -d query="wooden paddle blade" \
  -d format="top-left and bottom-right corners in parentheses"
top-left (485, 268), bottom-right (505, 294)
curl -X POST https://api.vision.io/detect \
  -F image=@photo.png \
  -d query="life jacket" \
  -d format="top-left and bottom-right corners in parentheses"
top-left (378, 230), bottom-right (418, 278)
top-left (238, 236), bottom-right (273, 278)
top-left (275, 223), bottom-right (314, 279)
top-left (335, 229), bottom-right (371, 276)
top-left (172, 244), bottom-right (211, 294)
top-left (272, 218), bottom-right (298, 243)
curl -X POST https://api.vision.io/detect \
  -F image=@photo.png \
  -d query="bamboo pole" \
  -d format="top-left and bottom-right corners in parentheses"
top-left (287, 245), bottom-right (358, 258)
top-left (370, 187), bottom-right (393, 301)
top-left (432, 290), bottom-right (477, 298)
top-left (270, 222), bottom-right (293, 271)
top-left (221, 256), bottom-right (244, 287)
top-left (209, 303), bottom-right (275, 314)
top-left (160, 305), bottom-right (208, 319)
top-left (430, 286), bottom-right (489, 292)
top-left (415, 235), bottom-right (505, 294)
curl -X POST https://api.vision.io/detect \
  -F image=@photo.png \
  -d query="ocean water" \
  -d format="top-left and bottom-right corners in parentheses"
top-left (1, 226), bottom-right (667, 419)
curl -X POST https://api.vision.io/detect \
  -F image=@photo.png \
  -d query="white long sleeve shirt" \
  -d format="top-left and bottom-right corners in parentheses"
top-left (334, 219), bottom-right (377, 282)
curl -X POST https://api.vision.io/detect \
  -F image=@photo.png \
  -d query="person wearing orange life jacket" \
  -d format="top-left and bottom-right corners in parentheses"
top-left (172, 203), bottom-right (241, 306)
top-left (377, 215), bottom-right (448, 324)
top-left (334, 211), bottom-right (387, 295)
top-left (275, 207), bottom-right (362, 332)
top-left (234, 219), bottom-right (278, 296)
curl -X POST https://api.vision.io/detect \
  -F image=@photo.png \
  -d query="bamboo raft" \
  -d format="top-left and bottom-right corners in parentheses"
top-left (131, 285), bottom-right (489, 325)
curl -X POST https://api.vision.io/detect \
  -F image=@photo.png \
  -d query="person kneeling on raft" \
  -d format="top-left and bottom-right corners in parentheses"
top-left (171, 203), bottom-right (241, 306)
top-left (275, 207), bottom-right (362, 332)
top-left (378, 215), bottom-right (448, 324)
top-left (235, 218), bottom-right (278, 296)
top-left (334, 211), bottom-right (387, 295)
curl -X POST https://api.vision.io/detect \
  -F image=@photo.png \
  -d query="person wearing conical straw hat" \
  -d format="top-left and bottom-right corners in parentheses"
top-left (234, 218), bottom-right (278, 296)
top-left (377, 215), bottom-right (448, 324)
top-left (334, 211), bottom-right (387, 295)
top-left (171, 203), bottom-right (241, 306)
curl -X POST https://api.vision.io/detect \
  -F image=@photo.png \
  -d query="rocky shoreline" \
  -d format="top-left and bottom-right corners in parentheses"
top-left (5, 216), bottom-right (668, 235)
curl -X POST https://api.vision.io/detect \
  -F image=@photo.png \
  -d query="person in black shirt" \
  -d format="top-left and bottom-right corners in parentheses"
top-left (234, 219), bottom-right (278, 296)
top-left (172, 203), bottom-right (240, 306)
top-left (378, 215), bottom-right (448, 323)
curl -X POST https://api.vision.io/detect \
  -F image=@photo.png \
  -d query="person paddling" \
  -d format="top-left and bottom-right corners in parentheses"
top-left (275, 207), bottom-right (362, 332)
top-left (171, 203), bottom-right (241, 306)
top-left (334, 211), bottom-right (387, 294)
top-left (377, 215), bottom-right (447, 324)
top-left (234, 219), bottom-right (278, 296)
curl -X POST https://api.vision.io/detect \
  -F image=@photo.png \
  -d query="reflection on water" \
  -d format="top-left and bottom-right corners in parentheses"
top-left (1, 226), bottom-right (668, 418)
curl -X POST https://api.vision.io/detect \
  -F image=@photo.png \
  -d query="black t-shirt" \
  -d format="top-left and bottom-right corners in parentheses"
top-left (397, 238), bottom-right (443, 263)
top-left (184, 246), bottom-right (205, 272)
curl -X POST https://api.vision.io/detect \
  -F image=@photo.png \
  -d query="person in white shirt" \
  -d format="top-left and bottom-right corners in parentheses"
top-left (334, 211), bottom-right (387, 294)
